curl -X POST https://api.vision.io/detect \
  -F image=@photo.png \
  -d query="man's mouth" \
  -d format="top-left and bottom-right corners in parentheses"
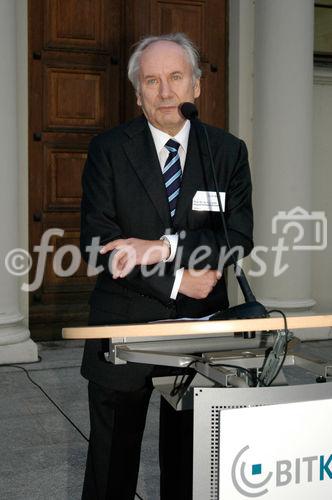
top-left (158, 105), bottom-right (178, 112)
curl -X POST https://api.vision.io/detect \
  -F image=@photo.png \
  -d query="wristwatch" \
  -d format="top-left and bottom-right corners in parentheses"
top-left (160, 235), bottom-right (172, 262)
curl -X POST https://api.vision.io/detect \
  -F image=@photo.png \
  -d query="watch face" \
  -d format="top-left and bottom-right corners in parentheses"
top-left (161, 236), bottom-right (171, 262)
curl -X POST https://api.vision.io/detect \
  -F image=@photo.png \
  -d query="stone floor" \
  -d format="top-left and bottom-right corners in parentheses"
top-left (0, 341), bottom-right (160, 500)
top-left (1, 338), bottom-right (332, 500)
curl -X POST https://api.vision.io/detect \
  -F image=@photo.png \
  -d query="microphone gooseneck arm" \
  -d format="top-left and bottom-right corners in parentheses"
top-left (200, 120), bottom-right (256, 303)
top-left (179, 102), bottom-right (256, 304)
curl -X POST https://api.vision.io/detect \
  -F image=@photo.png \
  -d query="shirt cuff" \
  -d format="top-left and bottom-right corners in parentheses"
top-left (160, 234), bottom-right (178, 262)
top-left (170, 268), bottom-right (184, 300)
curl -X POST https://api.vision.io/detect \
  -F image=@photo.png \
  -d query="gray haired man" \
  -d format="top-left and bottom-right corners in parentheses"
top-left (80, 32), bottom-right (253, 500)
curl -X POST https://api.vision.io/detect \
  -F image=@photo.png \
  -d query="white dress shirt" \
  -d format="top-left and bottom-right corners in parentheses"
top-left (148, 120), bottom-right (191, 299)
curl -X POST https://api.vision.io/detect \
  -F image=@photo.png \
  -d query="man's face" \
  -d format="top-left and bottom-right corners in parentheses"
top-left (136, 41), bottom-right (200, 135)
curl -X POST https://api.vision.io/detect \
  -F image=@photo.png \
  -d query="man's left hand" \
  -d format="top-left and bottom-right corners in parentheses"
top-left (100, 238), bottom-right (170, 278)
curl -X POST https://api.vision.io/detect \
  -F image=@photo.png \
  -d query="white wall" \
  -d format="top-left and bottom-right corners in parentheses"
top-left (312, 68), bottom-right (332, 312)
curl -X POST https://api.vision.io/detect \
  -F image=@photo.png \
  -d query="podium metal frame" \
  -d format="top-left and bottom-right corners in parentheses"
top-left (63, 314), bottom-right (332, 499)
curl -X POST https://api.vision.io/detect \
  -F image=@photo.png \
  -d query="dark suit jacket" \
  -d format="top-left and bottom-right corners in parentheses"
top-left (80, 115), bottom-right (253, 389)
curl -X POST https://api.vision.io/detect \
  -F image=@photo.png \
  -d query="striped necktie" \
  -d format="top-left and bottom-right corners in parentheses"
top-left (163, 139), bottom-right (182, 219)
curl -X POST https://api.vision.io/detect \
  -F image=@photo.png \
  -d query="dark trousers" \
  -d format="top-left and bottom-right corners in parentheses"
top-left (82, 379), bottom-right (193, 500)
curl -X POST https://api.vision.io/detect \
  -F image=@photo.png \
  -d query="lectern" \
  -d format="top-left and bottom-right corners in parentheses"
top-left (63, 315), bottom-right (332, 499)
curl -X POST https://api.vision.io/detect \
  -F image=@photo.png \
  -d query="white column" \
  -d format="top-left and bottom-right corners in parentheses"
top-left (252, 0), bottom-right (315, 311)
top-left (228, 0), bottom-right (255, 306)
top-left (0, 0), bottom-right (38, 363)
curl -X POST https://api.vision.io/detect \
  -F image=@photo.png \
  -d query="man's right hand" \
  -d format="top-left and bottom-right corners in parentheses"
top-left (179, 269), bottom-right (221, 299)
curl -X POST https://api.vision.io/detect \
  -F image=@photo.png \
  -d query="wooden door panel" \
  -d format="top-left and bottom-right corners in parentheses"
top-left (152, 0), bottom-right (205, 45)
top-left (45, 0), bottom-right (108, 50)
top-left (203, 0), bottom-right (227, 127)
top-left (44, 145), bottom-right (86, 211)
top-left (31, 213), bottom-right (94, 298)
top-left (44, 230), bottom-right (92, 290)
top-left (45, 66), bottom-right (108, 130)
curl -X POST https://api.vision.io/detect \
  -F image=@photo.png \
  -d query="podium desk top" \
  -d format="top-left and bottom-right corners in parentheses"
top-left (62, 314), bottom-right (332, 340)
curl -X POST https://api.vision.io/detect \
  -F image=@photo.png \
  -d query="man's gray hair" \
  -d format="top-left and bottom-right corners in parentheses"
top-left (127, 32), bottom-right (202, 92)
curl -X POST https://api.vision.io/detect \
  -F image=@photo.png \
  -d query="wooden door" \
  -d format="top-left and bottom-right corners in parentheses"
top-left (28, 0), bottom-right (228, 339)
top-left (28, 0), bottom-right (121, 338)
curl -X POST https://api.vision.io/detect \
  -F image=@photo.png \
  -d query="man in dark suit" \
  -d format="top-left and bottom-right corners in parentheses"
top-left (80, 33), bottom-right (253, 500)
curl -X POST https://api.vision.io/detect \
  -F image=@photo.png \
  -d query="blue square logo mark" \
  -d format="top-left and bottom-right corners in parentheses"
top-left (252, 464), bottom-right (262, 475)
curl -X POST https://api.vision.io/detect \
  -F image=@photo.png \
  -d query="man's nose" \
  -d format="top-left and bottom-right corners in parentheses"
top-left (159, 79), bottom-right (172, 99)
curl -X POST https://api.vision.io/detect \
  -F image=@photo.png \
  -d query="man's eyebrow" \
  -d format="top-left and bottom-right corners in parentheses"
top-left (143, 71), bottom-right (184, 79)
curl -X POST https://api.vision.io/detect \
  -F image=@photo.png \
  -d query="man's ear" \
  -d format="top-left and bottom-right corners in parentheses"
top-left (136, 92), bottom-right (142, 107)
top-left (193, 79), bottom-right (201, 99)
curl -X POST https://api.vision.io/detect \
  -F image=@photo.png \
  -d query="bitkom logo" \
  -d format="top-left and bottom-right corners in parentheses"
top-left (231, 446), bottom-right (273, 497)
top-left (231, 445), bottom-right (332, 498)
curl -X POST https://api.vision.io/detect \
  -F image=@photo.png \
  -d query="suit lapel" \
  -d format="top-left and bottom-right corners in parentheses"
top-left (122, 117), bottom-right (171, 228)
top-left (173, 126), bottom-right (205, 226)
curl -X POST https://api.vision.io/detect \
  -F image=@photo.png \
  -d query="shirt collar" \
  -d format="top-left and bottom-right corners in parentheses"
top-left (148, 119), bottom-right (191, 155)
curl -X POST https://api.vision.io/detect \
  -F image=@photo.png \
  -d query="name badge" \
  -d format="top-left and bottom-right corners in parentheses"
top-left (192, 190), bottom-right (226, 212)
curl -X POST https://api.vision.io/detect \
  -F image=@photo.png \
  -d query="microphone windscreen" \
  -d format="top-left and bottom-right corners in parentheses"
top-left (179, 102), bottom-right (198, 120)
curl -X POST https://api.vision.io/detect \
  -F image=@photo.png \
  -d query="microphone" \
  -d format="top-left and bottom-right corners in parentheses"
top-left (179, 102), bottom-right (198, 120)
top-left (179, 102), bottom-right (267, 321)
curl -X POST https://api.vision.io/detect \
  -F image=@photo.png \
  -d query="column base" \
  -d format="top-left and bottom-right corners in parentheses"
top-left (0, 312), bottom-right (39, 364)
top-left (257, 298), bottom-right (316, 310)
top-left (0, 338), bottom-right (38, 365)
